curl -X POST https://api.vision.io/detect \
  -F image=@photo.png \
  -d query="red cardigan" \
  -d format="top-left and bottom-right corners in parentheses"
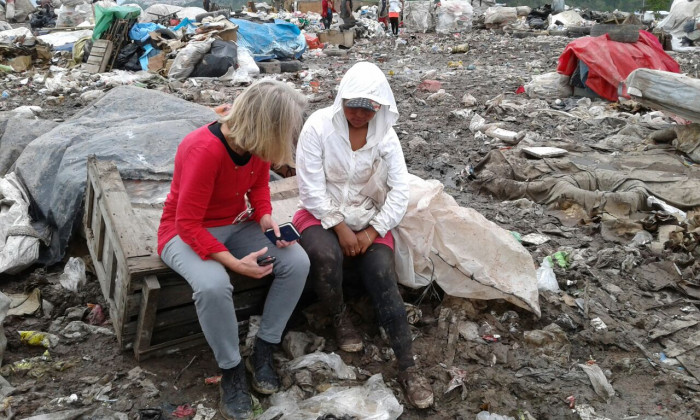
top-left (157, 124), bottom-right (272, 259)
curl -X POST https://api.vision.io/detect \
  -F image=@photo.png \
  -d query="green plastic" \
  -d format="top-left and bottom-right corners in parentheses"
top-left (510, 231), bottom-right (522, 242)
top-left (93, 5), bottom-right (142, 40)
top-left (0, 64), bottom-right (13, 73)
top-left (552, 251), bottom-right (569, 269)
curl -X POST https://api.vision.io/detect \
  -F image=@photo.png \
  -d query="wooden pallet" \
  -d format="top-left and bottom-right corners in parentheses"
top-left (85, 40), bottom-right (113, 74)
top-left (83, 156), bottom-right (299, 360)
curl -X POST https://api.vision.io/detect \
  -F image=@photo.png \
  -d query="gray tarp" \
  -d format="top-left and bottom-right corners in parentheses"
top-left (13, 86), bottom-right (216, 265)
top-left (0, 117), bottom-right (60, 177)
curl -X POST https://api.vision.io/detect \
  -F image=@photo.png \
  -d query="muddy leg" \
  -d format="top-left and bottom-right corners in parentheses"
top-left (357, 243), bottom-right (414, 369)
top-left (299, 225), bottom-right (345, 315)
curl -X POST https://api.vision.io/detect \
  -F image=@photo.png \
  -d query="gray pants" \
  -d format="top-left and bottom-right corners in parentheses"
top-left (161, 221), bottom-right (309, 369)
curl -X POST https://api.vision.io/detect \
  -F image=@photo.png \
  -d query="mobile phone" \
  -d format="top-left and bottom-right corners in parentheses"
top-left (264, 222), bottom-right (301, 244)
top-left (257, 255), bottom-right (276, 266)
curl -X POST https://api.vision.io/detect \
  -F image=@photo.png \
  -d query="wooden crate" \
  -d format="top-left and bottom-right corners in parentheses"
top-left (83, 156), bottom-right (299, 360)
top-left (85, 39), bottom-right (113, 74)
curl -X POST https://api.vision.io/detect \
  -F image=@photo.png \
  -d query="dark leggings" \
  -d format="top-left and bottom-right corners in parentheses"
top-left (300, 225), bottom-right (415, 370)
top-left (323, 11), bottom-right (332, 29)
top-left (390, 17), bottom-right (399, 35)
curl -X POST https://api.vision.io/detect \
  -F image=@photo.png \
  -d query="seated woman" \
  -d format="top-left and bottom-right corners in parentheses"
top-left (294, 62), bottom-right (434, 409)
top-left (157, 80), bottom-right (309, 420)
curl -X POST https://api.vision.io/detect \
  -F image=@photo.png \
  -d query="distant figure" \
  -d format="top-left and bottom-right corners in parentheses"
top-left (339, 0), bottom-right (356, 30)
top-left (321, 0), bottom-right (336, 30)
top-left (378, 0), bottom-right (389, 31)
top-left (203, 0), bottom-right (210, 12)
top-left (388, 0), bottom-right (403, 36)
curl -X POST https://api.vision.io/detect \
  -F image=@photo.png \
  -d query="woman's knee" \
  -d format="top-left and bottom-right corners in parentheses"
top-left (276, 244), bottom-right (310, 289)
top-left (192, 269), bottom-right (233, 299)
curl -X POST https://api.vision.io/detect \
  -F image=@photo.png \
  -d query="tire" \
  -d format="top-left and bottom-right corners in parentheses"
top-left (590, 24), bottom-right (640, 43)
top-left (154, 28), bottom-right (178, 40)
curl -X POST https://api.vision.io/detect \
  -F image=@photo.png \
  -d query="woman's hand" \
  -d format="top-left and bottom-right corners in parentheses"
top-left (356, 225), bottom-right (378, 254)
top-left (333, 222), bottom-right (360, 257)
top-left (260, 214), bottom-right (295, 248)
top-left (210, 248), bottom-right (272, 279)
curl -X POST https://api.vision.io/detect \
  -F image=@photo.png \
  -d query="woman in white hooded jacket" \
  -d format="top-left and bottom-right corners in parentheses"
top-left (294, 62), bottom-right (433, 409)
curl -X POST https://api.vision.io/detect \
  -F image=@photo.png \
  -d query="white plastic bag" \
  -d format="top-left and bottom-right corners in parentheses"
top-left (394, 174), bottom-right (541, 316)
top-left (59, 257), bottom-right (87, 292)
top-left (436, 0), bottom-right (473, 34)
top-left (168, 37), bottom-right (215, 80)
top-left (287, 352), bottom-right (356, 380)
top-left (536, 256), bottom-right (559, 292)
top-left (0, 173), bottom-right (40, 275)
top-left (258, 374), bottom-right (403, 420)
top-left (524, 72), bottom-right (572, 99)
top-left (403, 1), bottom-right (435, 33)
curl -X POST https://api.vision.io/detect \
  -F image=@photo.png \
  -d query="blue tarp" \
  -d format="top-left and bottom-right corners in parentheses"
top-left (229, 18), bottom-right (306, 61)
top-left (129, 23), bottom-right (166, 44)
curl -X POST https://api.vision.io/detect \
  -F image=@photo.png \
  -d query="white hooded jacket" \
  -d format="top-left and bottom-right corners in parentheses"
top-left (296, 62), bottom-right (409, 237)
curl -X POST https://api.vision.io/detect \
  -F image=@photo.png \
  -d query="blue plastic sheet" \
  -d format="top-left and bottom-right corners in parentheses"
top-left (139, 44), bottom-right (160, 71)
top-left (129, 22), bottom-right (166, 44)
top-left (230, 18), bottom-right (306, 61)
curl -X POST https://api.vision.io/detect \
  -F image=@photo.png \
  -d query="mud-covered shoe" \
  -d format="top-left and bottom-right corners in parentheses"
top-left (333, 308), bottom-right (363, 352)
top-left (219, 363), bottom-right (253, 420)
top-left (398, 366), bottom-right (434, 409)
top-left (245, 337), bottom-right (280, 394)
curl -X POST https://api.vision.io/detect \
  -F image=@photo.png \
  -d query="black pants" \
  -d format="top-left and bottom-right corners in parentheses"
top-left (390, 17), bottom-right (399, 35)
top-left (322, 11), bottom-right (332, 29)
top-left (300, 225), bottom-right (414, 370)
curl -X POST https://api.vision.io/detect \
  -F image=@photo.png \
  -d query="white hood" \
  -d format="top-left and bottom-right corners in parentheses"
top-left (296, 61), bottom-right (409, 236)
top-left (330, 62), bottom-right (399, 149)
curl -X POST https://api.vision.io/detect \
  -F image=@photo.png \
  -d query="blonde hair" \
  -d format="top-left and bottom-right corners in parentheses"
top-left (219, 79), bottom-right (307, 165)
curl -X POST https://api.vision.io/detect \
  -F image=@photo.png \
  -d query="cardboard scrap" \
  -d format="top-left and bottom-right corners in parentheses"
top-left (7, 288), bottom-right (42, 316)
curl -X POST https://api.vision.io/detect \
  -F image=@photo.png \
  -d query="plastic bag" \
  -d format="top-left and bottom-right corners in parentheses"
top-left (404, 1), bottom-right (435, 33)
top-left (55, 4), bottom-right (93, 28)
top-left (435, 0), bottom-right (473, 34)
top-left (190, 39), bottom-right (238, 78)
top-left (536, 257), bottom-right (559, 292)
top-left (0, 172), bottom-right (40, 275)
top-left (287, 352), bottom-right (356, 380)
top-left (59, 257), bottom-right (87, 292)
top-left (524, 72), bottom-right (572, 99)
top-left (258, 374), bottom-right (403, 420)
top-left (168, 37), bottom-right (214, 80)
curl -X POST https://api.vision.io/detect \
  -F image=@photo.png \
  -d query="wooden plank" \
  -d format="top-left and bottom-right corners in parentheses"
top-left (664, 330), bottom-right (700, 358)
top-left (270, 176), bottom-right (298, 200)
top-left (124, 279), bottom-right (271, 319)
top-left (134, 275), bottom-right (161, 355)
top-left (90, 159), bottom-right (151, 258)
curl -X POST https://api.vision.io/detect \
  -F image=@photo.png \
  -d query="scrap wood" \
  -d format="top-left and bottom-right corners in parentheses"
top-left (649, 319), bottom-right (699, 340)
top-left (663, 330), bottom-right (700, 358)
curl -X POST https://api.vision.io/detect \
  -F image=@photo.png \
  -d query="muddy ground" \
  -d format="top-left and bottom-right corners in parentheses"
top-left (2, 23), bottom-right (700, 420)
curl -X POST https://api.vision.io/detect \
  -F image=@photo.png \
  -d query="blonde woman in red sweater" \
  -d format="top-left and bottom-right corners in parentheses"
top-left (157, 80), bottom-right (309, 420)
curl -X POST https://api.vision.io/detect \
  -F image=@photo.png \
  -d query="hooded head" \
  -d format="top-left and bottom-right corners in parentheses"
top-left (332, 62), bottom-right (398, 145)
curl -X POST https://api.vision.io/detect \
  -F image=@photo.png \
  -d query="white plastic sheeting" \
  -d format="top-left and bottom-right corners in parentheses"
top-left (258, 374), bottom-right (403, 420)
top-left (404, 1), bottom-right (435, 33)
top-left (657, 0), bottom-right (700, 37)
top-left (0, 172), bottom-right (41, 275)
top-left (436, 0), bottom-right (473, 34)
top-left (393, 175), bottom-right (541, 316)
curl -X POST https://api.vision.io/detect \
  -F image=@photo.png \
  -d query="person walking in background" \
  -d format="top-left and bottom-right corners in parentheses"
top-left (339, 0), bottom-right (356, 30)
top-left (321, 0), bottom-right (336, 30)
top-left (378, 0), bottom-right (389, 31)
top-left (388, 0), bottom-right (403, 36)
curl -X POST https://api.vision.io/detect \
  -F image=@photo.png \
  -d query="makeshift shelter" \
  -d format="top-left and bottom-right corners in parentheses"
top-left (557, 30), bottom-right (680, 101)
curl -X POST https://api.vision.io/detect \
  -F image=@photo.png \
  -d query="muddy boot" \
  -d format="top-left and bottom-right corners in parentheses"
top-left (398, 366), bottom-right (434, 409)
top-left (219, 363), bottom-right (252, 420)
top-left (333, 306), bottom-right (363, 352)
top-left (245, 337), bottom-right (280, 394)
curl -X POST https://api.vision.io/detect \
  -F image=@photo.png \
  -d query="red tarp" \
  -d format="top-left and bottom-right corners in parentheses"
top-left (557, 30), bottom-right (680, 101)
